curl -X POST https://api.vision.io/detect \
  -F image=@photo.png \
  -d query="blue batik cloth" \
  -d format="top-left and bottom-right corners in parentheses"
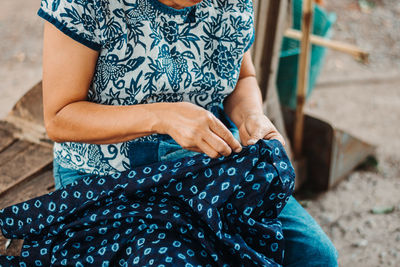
top-left (0, 139), bottom-right (295, 266)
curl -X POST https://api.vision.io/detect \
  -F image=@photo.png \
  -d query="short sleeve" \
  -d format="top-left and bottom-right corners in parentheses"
top-left (244, 25), bottom-right (255, 52)
top-left (243, 0), bottom-right (256, 52)
top-left (37, 0), bottom-right (104, 51)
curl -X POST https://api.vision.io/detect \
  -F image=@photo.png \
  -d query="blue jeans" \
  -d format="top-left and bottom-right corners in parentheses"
top-left (53, 135), bottom-right (338, 266)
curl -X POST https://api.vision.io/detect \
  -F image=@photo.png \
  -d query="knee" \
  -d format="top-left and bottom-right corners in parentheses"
top-left (304, 228), bottom-right (338, 267)
top-left (306, 234), bottom-right (339, 267)
top-left (280, 196), bottom-right (339, 266)
top-left (283, 228), bottom-right (339, 267)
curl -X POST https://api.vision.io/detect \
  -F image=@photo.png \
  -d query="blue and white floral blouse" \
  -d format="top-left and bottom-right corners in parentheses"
top-left (37, 0), bottom-right (255, 175)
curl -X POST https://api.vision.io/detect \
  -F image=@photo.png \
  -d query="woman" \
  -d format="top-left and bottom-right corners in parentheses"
top-left (38, 0), bottom-right (338, 265)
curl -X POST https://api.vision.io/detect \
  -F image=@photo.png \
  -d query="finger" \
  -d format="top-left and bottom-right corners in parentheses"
top-left (247, 130), bottom-right (265, 145)
top-left (209, 117), bottom-right (242, 153)
top-left (185, 146), bottom-right (203, 153)
top-left (246, 124), bottom-right (270, 145)
top-left (238, 123), bottom-right (252, 146)
top-left (197, 140), bottom-right (221, 159)
top-left (203, 131), bottom-right (232, 157)
top-left (264, 131), bottom-right (286, 146)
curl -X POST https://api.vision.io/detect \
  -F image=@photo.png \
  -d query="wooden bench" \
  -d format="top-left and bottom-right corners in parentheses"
top-left (0, 82), bottom-right (53, 255)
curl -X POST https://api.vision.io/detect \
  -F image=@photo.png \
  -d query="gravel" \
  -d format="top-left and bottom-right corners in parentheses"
top-left (299, 1), bottom-right (400, 266)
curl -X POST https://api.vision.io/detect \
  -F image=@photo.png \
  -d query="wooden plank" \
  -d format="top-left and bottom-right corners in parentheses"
top-left (0, 239), bottom-right (23, 257)
top-left (251, 0), bottom-right (294, 162)
top-left (251, 0), bottom-right (259, 59)
top-left (0, 158), bottom-right (53, 199)
top-left (284, 28), bottom-right (369, 62)
top-left (0, 169), bottom-right (54, 209)
top-left (0, 144), bottom-right (52, 192)
top-left (7, 81), bottom-right (44, 127)
top-left (259, 0), bottom-right (290, 100)
top-left (0, 140), bottom-right (31, 168)
top-left (259, 0), bottom-right (294, 160)
top-left (0, 126), bottom-right (17, 154)
top-left (253, 0), bottom-right (269, 78)
top-left (4, 81), bottom-right (49, 145)
top-left (0, 169), bottom-right (54, 257)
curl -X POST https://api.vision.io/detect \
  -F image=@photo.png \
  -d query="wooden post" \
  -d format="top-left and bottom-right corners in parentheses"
top-left (294, 0), bottom-right (313, 159)
top-left (252, 0), bottom-right (293, 161)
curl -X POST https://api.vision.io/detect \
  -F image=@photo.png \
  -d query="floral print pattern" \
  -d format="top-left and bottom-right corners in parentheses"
top-left (37, 0), bottom-right (255, 175)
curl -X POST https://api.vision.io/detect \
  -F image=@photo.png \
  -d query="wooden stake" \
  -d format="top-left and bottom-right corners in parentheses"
top-left (294, 0), bottom-right (313, 159)
top-left (284, 28), bottom-right (369, 63)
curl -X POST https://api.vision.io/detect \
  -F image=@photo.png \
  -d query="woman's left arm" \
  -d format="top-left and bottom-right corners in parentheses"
top-left (223, 51), bottom-right (285, 146)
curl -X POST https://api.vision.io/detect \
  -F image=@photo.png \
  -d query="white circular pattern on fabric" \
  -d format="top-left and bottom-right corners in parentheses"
top-left (0, 139), bottom-right (295, 266)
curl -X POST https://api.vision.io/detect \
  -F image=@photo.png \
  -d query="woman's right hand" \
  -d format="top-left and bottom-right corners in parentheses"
top-left (153, 102), bottom-right (242, 158)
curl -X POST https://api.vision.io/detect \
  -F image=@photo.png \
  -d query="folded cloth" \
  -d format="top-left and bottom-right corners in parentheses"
top-left (0, 139), bottom-right (295, 266)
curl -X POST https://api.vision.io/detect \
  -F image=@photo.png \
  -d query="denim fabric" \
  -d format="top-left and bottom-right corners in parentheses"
top-left (281, 197), bottom-right (339, 267)
top-left (53, 140), bottom-right (338, 267)
top-left (53, 160), bottom-right (94, 190)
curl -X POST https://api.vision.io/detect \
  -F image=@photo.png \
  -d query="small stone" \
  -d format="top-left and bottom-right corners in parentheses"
top-left (319, 214), bottom-right (334, 225)
top-left (352, 239), bottom-right (368, 247)
top-left (331, 226), bottom-right (343, 240)
top-left (342, 181), bottom-right (353, 191)
top-left (356, 226), bottom-right (364, 236)
top-left (364, 219), bottom-right (374, 228)
top-left (389, 249), bottom-right (398, 258)
top-left (14, 52), bottom-right (26, 62)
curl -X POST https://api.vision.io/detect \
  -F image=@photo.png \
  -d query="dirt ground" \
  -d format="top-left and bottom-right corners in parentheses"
top-left (0, 0), bottom-right (399, 266)
top-left (299, 0), bottom-right (400, 266)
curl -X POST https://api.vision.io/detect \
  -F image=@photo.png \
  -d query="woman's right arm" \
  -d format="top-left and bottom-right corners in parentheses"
top-left (42, 22), bottom-right (241, 157)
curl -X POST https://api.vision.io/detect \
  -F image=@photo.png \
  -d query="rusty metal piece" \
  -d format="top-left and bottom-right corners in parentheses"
top-left (283, 107), bottom-right (376, 191)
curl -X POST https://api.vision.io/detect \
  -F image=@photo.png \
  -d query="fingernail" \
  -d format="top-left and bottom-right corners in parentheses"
top-left (247, 139), bottom-right (257, 145)
top-left (234, 147), bottom-right (242, 153)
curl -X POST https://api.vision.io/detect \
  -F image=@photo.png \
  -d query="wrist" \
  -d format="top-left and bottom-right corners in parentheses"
top-left (148, 102), bottom-right (170, 135)
top-left (241, 109), bottom-right (264, 120)
top-left (234, 108), bottom-right (264, 128)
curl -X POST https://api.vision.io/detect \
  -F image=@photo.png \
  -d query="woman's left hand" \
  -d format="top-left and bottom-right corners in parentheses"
top-left (238, 113), bottom-right (286, 147)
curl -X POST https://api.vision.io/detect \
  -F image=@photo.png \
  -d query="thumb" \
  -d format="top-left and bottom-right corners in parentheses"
top-left (247, 130), bottom-right (264, 145)
top-left (238, 123), bottom-right (252, 146)
top-left (264, 132), bottom-right (286, 147)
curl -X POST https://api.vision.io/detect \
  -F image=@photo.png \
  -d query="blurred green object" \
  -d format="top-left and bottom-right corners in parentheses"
top-left (276, 0), bottom-right (336, 109)
top-left (370, 206), bottom-right (395, 215)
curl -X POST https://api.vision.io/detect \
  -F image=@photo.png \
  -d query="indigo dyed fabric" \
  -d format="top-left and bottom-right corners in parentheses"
top-left (36, 0), bottom-right (256, 175)
top-left (0, 139), bottom-right (294, 266)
